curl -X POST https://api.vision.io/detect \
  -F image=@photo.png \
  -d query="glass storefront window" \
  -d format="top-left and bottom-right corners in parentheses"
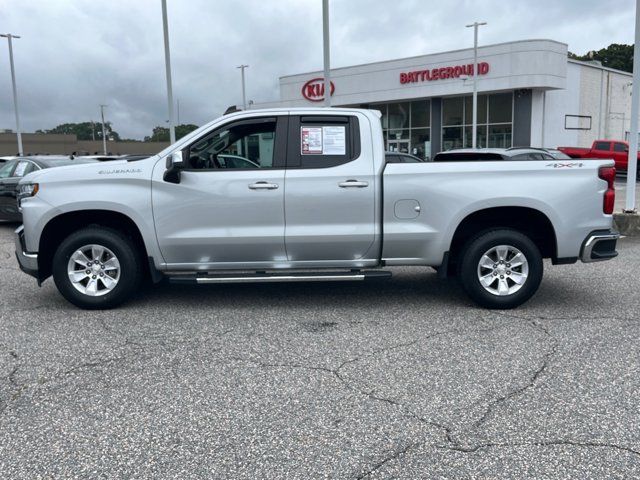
top-left (378, 104), bottom-right (389, 130)
top-left (371, 100), bottom-right (431, 156)
top-left (488, 93), bottom-right (512, 123)
top-left (387, 129), bottom-right (410, 140)
top-left (464, 126), bottom-right (488, 149)
top-left (442, 92), bottom-right (513, 149)
top-left (443, 127), bottom-right (463, 150)
top-left (387, 102), bottom-right (410, 130)
top-left (488, 125), bottom-right (512, 148)
top-left (410, 128), bottom-right (431, 160)
top-left (464, 95), bottom-right (487, 124)
top-left (442, 97), bottom-right (463, 126)
top-left (411, 100), bottom-right (430, 127)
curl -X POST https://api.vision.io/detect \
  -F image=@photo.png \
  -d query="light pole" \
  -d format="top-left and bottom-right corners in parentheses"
top-left (99, 104), bottom-right (108, 155)
top-left (1, 33), bottom-right (23, 155)
top-left (161, 0), bottom-right (176, 144)
top-left (465, 21), bottom-right (487, 149)
top-left (322, 0), bottom-right (331, 107)
top-left (625, 0), bottom-right (640, 213)
top-left (237, 65), bottom-right (249, 110)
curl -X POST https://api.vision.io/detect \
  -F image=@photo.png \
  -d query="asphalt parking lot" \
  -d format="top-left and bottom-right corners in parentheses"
top-left (1, 223), bottom-right (639, 479)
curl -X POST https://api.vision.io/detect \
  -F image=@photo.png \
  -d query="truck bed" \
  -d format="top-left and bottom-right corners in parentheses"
top-left (380, 159), bottom-right (613, 265)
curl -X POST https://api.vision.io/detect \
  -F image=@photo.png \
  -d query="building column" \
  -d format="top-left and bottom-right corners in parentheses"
top-left (513, 89), bottom-right (533, 147)
top-left (431, 98), bottom-right (442, 154)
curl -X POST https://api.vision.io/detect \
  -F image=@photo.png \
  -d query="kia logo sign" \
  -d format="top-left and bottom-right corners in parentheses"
top-left (302, 77), bottom-right (335, 102)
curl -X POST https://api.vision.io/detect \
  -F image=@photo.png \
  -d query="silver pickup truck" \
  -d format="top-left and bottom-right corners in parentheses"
top-left (15, 108), bottom-right (619, 310)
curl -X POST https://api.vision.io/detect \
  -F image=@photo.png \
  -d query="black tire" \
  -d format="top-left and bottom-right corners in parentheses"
top-left (457, 229), bottom-right (543, 309)
top-left (52, 227), bottom-right (142, 309)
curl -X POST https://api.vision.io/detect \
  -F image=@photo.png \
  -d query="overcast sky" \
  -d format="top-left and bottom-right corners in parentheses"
top-left (0, 0), bottom-right (635, 139)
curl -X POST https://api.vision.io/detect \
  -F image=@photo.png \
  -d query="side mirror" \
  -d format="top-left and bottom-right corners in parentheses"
top-left (166, 151), bottom-right (184, 169)
top-left (164, 151), bottom-right (184, 184)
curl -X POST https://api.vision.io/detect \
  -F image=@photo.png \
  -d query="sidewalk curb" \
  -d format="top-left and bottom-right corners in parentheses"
top-left (614, 212), bottom-right (640, 237)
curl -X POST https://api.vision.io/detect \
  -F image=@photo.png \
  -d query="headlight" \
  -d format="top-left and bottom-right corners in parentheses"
top-left (17, 183), bottom-right (39, 207)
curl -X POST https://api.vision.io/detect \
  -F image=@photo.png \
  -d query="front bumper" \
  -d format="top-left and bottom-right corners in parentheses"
top-left (14, 225), bottom-right (39, 279)
top-left (580, 229), bottom-right (620, 263)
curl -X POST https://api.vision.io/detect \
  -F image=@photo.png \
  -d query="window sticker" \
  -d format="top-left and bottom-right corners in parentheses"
top-left (301, 127), bottom-right (323, 154)
top-left (322, 126), bottom-right (346, 155)
top-left (301, 125), bottom-right (346, 155)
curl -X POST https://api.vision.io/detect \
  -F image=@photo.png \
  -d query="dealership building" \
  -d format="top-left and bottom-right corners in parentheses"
top-left (258, 39), bottom-right (633, 160)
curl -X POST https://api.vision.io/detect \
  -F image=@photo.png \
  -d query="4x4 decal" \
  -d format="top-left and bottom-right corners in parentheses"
top-left (545, 162), bottom-right (584, 168)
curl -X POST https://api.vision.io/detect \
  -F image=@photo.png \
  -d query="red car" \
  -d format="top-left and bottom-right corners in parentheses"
top-left (558, 140), bottom-right (640, 177)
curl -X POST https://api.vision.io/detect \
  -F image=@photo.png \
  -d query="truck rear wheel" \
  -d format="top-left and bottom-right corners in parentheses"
top-left (52, 227), bottom-right (142, 309)
top-left (458, 229), bottom-right (543, 309)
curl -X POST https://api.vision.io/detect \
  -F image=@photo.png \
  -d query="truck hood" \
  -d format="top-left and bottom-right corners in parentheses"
top-left (19, 158), bottom-right (154, 184)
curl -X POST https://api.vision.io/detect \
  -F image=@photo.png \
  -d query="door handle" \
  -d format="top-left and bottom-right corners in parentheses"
top-left (338, 180), bottom-right (369, 188)
top-left (248, 181), bottom-right (279, 190)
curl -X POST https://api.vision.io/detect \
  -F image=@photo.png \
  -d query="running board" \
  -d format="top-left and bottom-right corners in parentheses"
top-left (168, 270), bottom-right (392, 285)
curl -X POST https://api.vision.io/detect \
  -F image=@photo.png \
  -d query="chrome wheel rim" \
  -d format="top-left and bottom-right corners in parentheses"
top-left (67, 244), bottom-right (121, 296)
top-left (477, 245), bottom-right (529, 296)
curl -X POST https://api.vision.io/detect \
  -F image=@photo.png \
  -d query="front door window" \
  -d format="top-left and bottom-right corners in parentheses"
top-left (188, 119), bottom-right (276, 169)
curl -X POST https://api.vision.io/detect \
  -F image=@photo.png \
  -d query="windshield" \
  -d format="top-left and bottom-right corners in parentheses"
top-left (0, 160), bottom-right (16, 178)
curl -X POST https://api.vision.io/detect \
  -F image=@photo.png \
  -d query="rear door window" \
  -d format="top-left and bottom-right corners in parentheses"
top-left (287, 115), bottom-right (360, 168)
top-left (613, 142), bottom-right (627, 152)
top-left (13, 161), bottom-right (38, 177)
top-left (594, 141), bottom-right (611, 151)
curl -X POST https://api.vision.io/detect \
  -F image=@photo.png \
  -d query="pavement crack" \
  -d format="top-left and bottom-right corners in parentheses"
top-left (62, 355), bottom-right (128, 376)
top-left (355, 441), bottom-right (422, 479)
top-left (233, 323), bottom-right (504, 462)
top-left (472, 318), bottom-right (558, 429)
top-left (440, 439), bottom-right (640, 458)
top-left (0, 348), bottom-right (23, 416)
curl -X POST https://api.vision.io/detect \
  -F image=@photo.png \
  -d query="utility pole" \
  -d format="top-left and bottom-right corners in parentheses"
top-left (99, 104), bottom-right (108, 155)
top-left (1, 33), bottom-right (23, 155)
top-left (161, 0), bottom-right (176, 144)
top-left (625, 0), bottom-right (640, 212)
top-left (322, 0), bottom-right (331, 107)
top-left (465, 21), bottom-right (487, 149)
top-left (237, 65), bottom-right (249, 110)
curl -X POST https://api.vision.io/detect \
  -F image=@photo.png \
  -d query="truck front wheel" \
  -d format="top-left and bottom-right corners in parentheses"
top-left (52, 227), bottom-right (142, 309)
top-left (458, 229), bottom-right (543, 309)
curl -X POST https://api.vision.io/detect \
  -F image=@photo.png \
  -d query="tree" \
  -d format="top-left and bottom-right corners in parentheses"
top-left (569, 44), bottom-right (634, 73)
top-left (37, 121), bottom-right (121, 141)
top-left (144, 124), bottom-right (199, 142)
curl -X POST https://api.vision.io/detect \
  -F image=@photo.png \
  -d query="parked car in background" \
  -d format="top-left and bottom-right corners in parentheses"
top-left (72, 155), bottom-right (122, 161)
top-left (433, 148), bottom-right (556, 162)
top-left (385, 152), bottom-right (425, 163)
top-left (217, 154), bottom-right (260, 169)
top-left (558, 140), bottom-right (639, 176)
top-left (539, 148), bottom-right (572, 160)
top-left (0, 156), bottom-right (98, 221)
top-left (0, 156), bottom-right (17, 164)
top-left (118, 155), bottom-right (151, 162)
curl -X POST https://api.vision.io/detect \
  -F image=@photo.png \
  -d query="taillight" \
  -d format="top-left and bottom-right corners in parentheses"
top-left (598, 166), bottom-right (616, 214)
